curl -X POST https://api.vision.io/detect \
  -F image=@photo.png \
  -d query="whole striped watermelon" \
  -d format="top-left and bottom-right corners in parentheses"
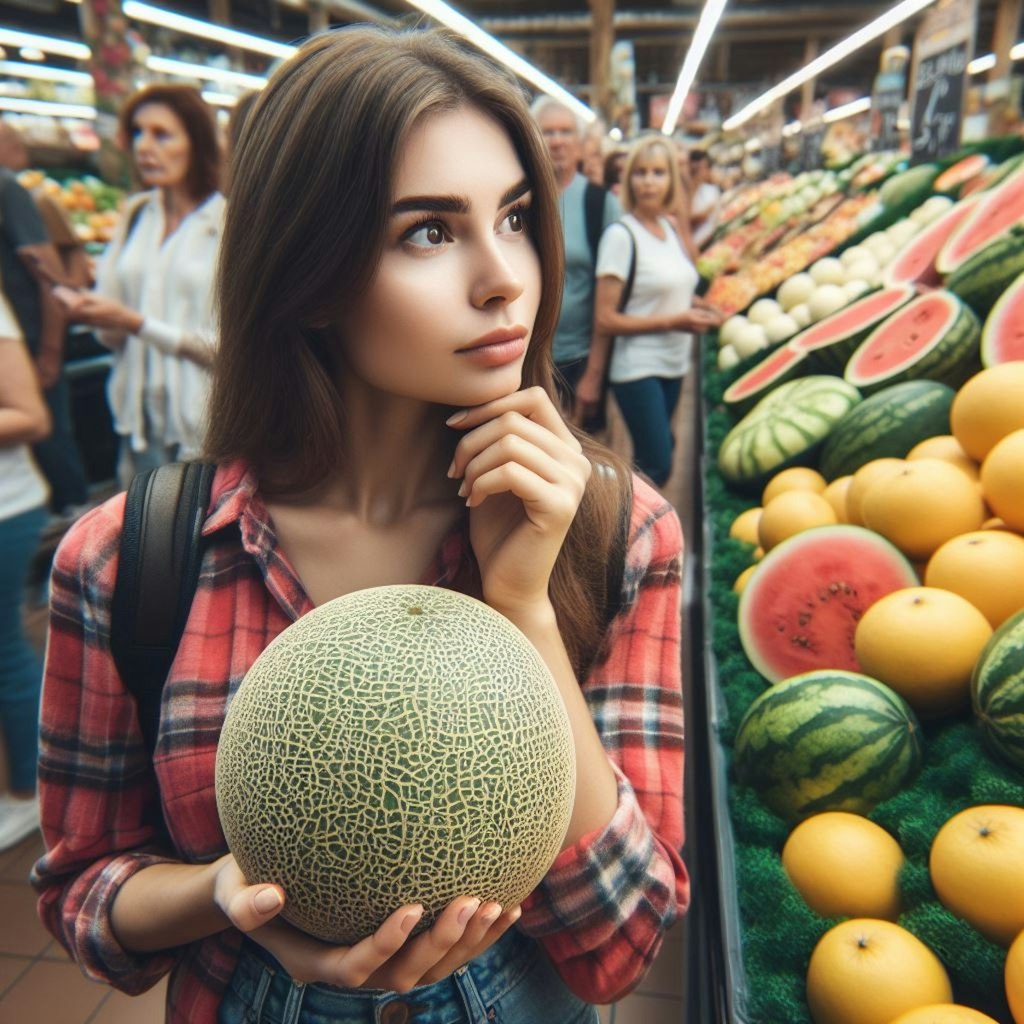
top-left (733, 669), bottom-right (924, 822)
top-left (718, 376), bottom-right (862, 491)
top-left (946, 230), bottom-right (1024, 317)
top-left (972, 608), bottom-right (1024, 773)
top-left (844, 290), bottom-right (981, 393)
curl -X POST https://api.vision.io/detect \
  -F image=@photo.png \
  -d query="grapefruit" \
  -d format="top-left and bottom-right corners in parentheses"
top-left (846, 458), bottom-right (906, 526)
top-left (761, 466), bottom-right (827, 505)
top-left (889, 1007), bottom-right (999, 1024)
top-left (980, 429), bottom-right (1024, 532)
top-left (1008, 928), bottom-right (1024, 1023)
top-left (906, 434), bottom-right (980, 483)
top-left (822, 475), bottom-right (853, 522)
top-left (757, 490), bottom-right (837, 551)
top-left (806, 918), bottom-right (953, 1024)
top-left (729, 507), bottom-right (762, 545)
top-left (950, 363), bottom-right (1024, 461)
top-left (733, 564), bottom-right (757, 594)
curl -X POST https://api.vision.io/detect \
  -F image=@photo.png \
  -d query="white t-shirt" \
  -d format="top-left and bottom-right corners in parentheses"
top-left (595, 214), bottom-right (699, 384)
top-left (691, 182), bottom-right (722, 248)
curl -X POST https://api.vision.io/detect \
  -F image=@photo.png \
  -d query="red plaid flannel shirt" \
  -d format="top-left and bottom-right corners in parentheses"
top-left (32, 461), bottom-right (688, 1020)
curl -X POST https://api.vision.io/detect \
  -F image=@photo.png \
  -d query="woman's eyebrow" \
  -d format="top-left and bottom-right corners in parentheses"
top-left (390, 179), bottom-right (531, 217)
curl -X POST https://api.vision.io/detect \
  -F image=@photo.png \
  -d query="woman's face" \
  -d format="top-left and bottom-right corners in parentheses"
top-left (630, 147), bottom-right (673, 212)
top-left (335, 105), bottom-right (542, 409)
top-left (131, 103), bottom-right (192, 191)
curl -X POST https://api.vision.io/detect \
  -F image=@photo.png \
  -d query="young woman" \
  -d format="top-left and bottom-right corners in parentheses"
top-left (585, 136), bottom-right (721, 487)
top-left (58, 85), bottom-right (224, 484)
top-left (33, 27), bottom-right (689, 1024)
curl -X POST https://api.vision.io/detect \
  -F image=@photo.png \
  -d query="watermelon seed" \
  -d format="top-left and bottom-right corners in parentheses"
top-left (798, 613), bottom-right (812, 626)
top-left (791, 635), bottom-right (811, 648)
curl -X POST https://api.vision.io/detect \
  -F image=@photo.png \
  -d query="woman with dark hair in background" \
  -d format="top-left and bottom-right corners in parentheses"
top-left (58, 84), bottom-right (224, 483)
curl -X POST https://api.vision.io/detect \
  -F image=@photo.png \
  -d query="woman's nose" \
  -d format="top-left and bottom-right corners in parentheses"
top-left (470, 240), bottom-right (525, 310)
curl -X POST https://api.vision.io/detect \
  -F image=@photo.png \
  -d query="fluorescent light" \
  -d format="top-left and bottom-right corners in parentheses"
top-left (1013, 42), bottom-right (1024, 60)
top-left (402, 0), bottom-right (596, 124)
top-left (723, 0), bottom-right (939, 130)
top-left (823, 95), bottom-right (871, 123)
top-left (968, 53), bottom-right (997, 74)
top-left (609, 126), bottom-right (623, 141)
top-left (0, 60), bottom-right (93, 86)
top-left (661, 0), bottom-right (729, 136)
top-left (0, 96), bottom-right (96, 119)
top-left (146, 55), bottom-right (267, 90)
top-left (782, 120), bottom-right (803, 136)
top-left (0, 29), bottom-right (90, 61)
top-left (123, 2), bottom-right (296, 59)
top-left (201, 89), bottom-right (239, 107)
top-left (19, 47), bottom-right (45, 62)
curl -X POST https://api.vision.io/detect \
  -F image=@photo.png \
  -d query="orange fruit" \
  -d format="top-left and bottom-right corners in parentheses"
top-left (782, 812), bottom-right (903, 920)
top-left (757, 490), bottom-right (837, 551)
top-left (951, 363), bottom-right (1024, 461)
top-left (860, 458), bottom-right (987, 560)
top-left (981, 429), bottom-right (1024, 532)
top-left (906, 434), bottom-right (980, 483)
top-left (729, 507), bottom-right (762, 545)
top-left (925, 530), bottom-right (1024, 628)
top-left (929, 804), bottom-right (1024, 946)
top-left (846, 458), bottom-right (906, 526)
top-left (761, 466), bottom-right (827, 505)
top-left (854, 586), bottom-right (992, 716)
top-left (1007, 928), bottom-right (1024, 1023)
top-left (822, 475), bottom-right (853, 522)
top-left (733, 564), bottom-right (757, 594)
top-left (806, 918), bottom-right (952, 1024)
top-left (889, 1006), bottom-right (999, 1023)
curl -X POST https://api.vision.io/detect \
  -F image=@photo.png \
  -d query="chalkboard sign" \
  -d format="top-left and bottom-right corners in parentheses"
top-left (801, 127), bottom-right (825, 171)
top-left (910, 42), bottom-right (968, 164)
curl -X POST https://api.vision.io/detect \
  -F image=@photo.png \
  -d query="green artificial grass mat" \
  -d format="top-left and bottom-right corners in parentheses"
top-left (700, 342), bottom-right (1024, 1023)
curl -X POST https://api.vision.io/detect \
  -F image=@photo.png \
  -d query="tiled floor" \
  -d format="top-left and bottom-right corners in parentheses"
top-left (1, 376), bottom-right (699, 1023)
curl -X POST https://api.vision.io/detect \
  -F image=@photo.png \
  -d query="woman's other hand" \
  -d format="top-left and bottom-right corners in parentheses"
top-left (213, 855), bottom-right (520, 990)
top-left (673, 307), bottom-right (722, 333)
top-left (58, 291), bottom-right (144, 334)
top-left (572, 366), bottom-right (604, 426)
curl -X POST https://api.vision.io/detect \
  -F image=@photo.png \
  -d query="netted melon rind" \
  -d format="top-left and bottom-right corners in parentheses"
top-left (215, 584), bottom-right (576, 944)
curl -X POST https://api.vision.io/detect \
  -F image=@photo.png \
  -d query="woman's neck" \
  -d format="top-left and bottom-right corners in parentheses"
top-left (631, 206), bottom-right (665, 231)
top-left (160, 186), bottom-right (199, 229)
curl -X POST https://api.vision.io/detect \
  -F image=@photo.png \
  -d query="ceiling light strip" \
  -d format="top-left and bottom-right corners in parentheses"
top-left (146, 55), bottom-right (267, 90)
top-left (0, 28), bottom-right (90, 61)
top-left (723, 0), bottom-right (940, 131)
top-left (967, 52), bottom-right (997, 74)
top-left (661, 0), bottom-right (729, 136)
top-left (0, 96), bottom-right (96, 119)
top-left (822, 95), bottom-right (871, 122)
top-left (0, 60), bottom-right (93, 86)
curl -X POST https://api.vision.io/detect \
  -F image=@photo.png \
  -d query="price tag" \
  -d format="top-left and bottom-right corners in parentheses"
top-left (910, 42), bottom-right (968, 163)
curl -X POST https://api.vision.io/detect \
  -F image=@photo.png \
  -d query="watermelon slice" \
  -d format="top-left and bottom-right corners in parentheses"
top-left (933, 153), bottom-right (990, 195)
top-left (789, 285), bottom-right (916, 374)
top-left (937, 163), bottom-right (1024, 275)
top-left (884, 194), bottom-right (983, 290)
top-left (981, 270), bottom-right (1024, 366)
top-left (737, 525), bottom-right (919, 683)
top-left (722, 344), bottom-right (808, 416)
top-left (844, 290), bottom-right (980, 393)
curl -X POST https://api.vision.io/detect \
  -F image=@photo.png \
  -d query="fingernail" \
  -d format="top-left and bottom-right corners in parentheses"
top-left (446, 459), bottom-right (457, 478)
top-left (508, 907), bottom-right (522, 923)
top-left (402, 907), bottom-right (423, 934)
top-left (458, 899), bottom-right (480, 925)
top-left (481, 904), bottom-right (501, 924)
top-left (254, 887), bottom-right (282, 913)
top-left (457, 481), bottom-right (468, 498)
top-left (446, 410), bottom-right (468, 426)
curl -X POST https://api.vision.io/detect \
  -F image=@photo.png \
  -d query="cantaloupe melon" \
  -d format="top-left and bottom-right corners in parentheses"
top-left (215, 585), bottom-right (576, 944)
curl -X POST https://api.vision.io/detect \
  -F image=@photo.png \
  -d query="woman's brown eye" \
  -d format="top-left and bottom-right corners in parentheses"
top-left (509, 212), bottom-right (523, 231)
top-left (427, 225), bottom-right (444, 244)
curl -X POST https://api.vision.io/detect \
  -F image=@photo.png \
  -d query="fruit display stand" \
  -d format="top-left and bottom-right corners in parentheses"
top-left (689, 340), bottom-right (1024, 1024)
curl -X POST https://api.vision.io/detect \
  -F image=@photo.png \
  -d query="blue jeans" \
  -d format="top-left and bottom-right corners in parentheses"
top-left (218, 929), bottom-right (598, 1024)
top-left (611, 375), bottom-right (683, 486)
top-left (0, 504), bottom-right (46, 792)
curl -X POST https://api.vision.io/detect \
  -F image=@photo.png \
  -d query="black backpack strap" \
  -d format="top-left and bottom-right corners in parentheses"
top-left (110, 461), bottom-right (215, 757)
top-left (583, 181), bottom-right (607, 266)
top-left (616, 221), bottom-right (638, 312)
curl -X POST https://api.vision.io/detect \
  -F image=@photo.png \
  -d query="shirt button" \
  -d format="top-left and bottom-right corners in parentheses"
top-left (380, 1002), bottom-right (411, 1024)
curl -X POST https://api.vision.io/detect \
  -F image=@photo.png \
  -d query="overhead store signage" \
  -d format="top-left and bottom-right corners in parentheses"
top-left (909, 0), bottom-right (977, 163)
top-left (871, 46), bottom-right (909, 150)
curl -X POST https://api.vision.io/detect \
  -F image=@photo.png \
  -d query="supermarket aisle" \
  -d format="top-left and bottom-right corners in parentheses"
top-left (0, 371), bottom-right (699, 1024)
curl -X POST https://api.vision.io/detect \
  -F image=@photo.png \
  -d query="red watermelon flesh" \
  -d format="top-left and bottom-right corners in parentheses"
top-left (738, 525), bottom-right (918, 683)
top-left (723, 344), bottom-right (807, 411)
top-left (981, 269), bottom-right (1024, 367)
top-left (933, 153), bottom-right (989, 195)
top-left (937, 164), bottom-right (1024, 275)
top-left (885, 194), bottom-right (983, 289)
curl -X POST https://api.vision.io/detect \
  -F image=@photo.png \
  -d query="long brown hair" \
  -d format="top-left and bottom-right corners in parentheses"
top-left (205, 25), bottom-right (633, 675)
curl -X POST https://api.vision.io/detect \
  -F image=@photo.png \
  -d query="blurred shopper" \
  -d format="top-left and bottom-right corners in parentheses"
top-left (593, 135), bottom-right (721, 486)
top-left (0, 122), bottom-right (90, 519)
top-left (530, 97), bottom-right (619, 424)
top-left (0, 288), bottom-right (50, 851)
top-left (689, 149), bottom-right (722, 249)
top-left (603, 149), bottom-right (626, 197)
top-left (57, 85), bottom-right (224, 484)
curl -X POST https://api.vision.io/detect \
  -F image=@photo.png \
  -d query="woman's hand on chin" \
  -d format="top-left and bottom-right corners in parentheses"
top-left (446, 385), bottom-right (591, 618)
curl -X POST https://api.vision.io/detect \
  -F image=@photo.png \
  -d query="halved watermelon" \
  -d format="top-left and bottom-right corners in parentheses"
top-left (945, 230), bottom-right (1024, 317)
top-left (933, 153), bottom-right (990, 195)
top-left (722, 344), bottom-right (808, 416)
top-left (981, 270), bottom-right (1024, 366)
top-left (884, 194), bottom-right (983, 289)
top-left (789, 285), bottom-right (917, 374)
top-left (844, 290), bottom-right (980, 392)
top-left (936, 163), bottom-right (1024, 275)
top-left (737, 524), bottom-right (919, 683)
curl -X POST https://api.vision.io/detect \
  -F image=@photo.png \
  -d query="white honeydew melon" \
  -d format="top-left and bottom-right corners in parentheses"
top-left (809, 257), bottom-right (845, 286)
top-left (839, 245), bottom-right (871, 268)
top-left (808, 283), bottom-right (849, 322)
top-left (885, 218), bottom-right (920, 248)
top-left (763, 313), bottom-right (800, 344)
top-left (776, 272), bottom-right (816, 311)
top-left (843, 279), bottom-right (871, 302)
top-left (844, 258), bottom-right (879, 285)
top-left (863, 233), bottom-right (897, 265)
top-left (717, 344), bottom-right (740, 371)
top-left (789, 303), bottom-right (812, 329)
top-left (911, 195), bottom-right (954, 225)
top-left (746, 297), bottom-right (784, 326)
top-left (719, 315), bottom-right (748, 347)
top-left (732, 322), bottom-right (769, 359)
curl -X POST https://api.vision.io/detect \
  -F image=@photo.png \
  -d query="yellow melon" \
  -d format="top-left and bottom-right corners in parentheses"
top-left (854, 586), bottom-right (992, 716)
top-left (757, 490), bottom-right (837, 551)
top-left (951, 363), bottom-right (1024, 462)
top-left (733, 564), bottom-right (757, 595)
top-left (925, 530), bottom-right (1024, 628)
top-left (822, 475), bottom-right (853, 522)
top-left (929, 805), bottom-right (1024, 946)
top-left (907, 434), bottom-right (981, 482)
top-left (762, 466), bottom-right (827, 506)
top-left (980, 429), bottom-right (1024, 532)
top-left (846, 458), bottom-right (906, 526)
top-left (782, 812), bottom-right (903, 920)
top-left (860, 459), bottom-right (987, 561)
top-left (1007, 928), bottom-right (1024, 1024)
top-left (729, 507), bottom-right (762, 545)
top-left (889, 1006), bottom-right (999, 1024)
top-left (806, 919), bottom-right (953, 1024)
